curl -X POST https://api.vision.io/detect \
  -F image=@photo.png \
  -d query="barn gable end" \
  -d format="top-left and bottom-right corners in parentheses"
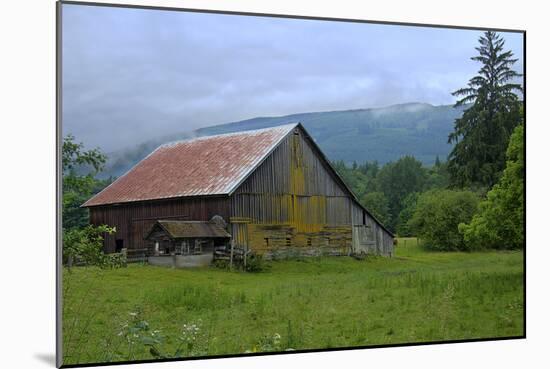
top-left (230, 124), bottom-right (394, 257)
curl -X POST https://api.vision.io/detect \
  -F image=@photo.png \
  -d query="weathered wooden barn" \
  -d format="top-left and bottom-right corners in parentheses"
top-left (83, 123), bottom-right (394, 260)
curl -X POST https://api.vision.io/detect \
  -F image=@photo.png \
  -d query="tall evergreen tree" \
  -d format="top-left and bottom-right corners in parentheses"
top-left (448, 31), bottom-right (522, 188)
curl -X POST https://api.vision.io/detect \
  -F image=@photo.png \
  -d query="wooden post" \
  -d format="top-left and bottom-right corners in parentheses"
top-left (229, 239), bottom-right (235, 270)
top-left (121, 248), bottom-right (128, 266)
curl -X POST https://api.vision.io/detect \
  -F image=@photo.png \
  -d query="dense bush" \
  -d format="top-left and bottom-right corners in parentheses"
top-left (408, 189), bottom-right (479, 251)
top-left (245, 253), bottom-right (271, 273)
top-left (63, 224), bottom-right (117, 268)
top-left (459, 124), bottom-right (524, 250)
top-left (212, 251), bottom-right (270, 272)
top-left (103, 252), bottom-right (128, 269)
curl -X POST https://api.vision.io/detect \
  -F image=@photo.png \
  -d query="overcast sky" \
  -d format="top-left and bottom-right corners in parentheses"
top-left (62, 4), bottom-right (524, 152)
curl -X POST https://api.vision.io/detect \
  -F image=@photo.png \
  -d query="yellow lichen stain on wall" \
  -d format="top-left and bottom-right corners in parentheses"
top-left (247, 223), bottom-right (352, 256)
top-left (235, 131), bottom-right (353, 256)
top-left (289, 195), bottom-right (327, 233)
top-left (290, 132), bottom-right (305, 195)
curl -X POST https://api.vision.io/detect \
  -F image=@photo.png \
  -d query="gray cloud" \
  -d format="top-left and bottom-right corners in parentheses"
top-left (62, 4), bottom-right (524, 152)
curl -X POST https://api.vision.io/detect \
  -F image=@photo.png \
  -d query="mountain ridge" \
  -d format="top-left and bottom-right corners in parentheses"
top-left (100, 102), bottom-right (465, 179)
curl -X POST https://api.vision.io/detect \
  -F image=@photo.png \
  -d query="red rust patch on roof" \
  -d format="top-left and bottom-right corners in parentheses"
top-left (83, 124), bottom-right (297, 207)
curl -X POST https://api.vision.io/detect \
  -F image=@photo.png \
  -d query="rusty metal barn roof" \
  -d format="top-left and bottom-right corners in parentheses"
top-left (148, 220), bottom-right (231, 239)
top-left (83, 123), bottom-right (298, 207)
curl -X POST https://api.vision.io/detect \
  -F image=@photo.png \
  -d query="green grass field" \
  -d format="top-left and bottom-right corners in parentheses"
top-left (62, 238), bottom-right (524, 365)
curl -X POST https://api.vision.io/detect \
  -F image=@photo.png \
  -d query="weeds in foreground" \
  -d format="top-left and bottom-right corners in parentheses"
top-left (109, 309), bottom-right (208, 361)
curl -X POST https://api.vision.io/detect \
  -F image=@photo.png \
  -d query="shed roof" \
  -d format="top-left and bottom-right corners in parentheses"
top-left (147, 220), bottom-right (231, 239)
top-left (83, 123), bottom-right (297, 207)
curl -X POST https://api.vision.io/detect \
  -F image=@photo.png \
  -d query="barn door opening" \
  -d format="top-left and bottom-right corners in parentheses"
top-left (115, 239), bottom-right (124, 252)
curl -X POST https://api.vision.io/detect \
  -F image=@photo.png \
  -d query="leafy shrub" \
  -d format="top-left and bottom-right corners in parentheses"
top-left (408, 189), bottom-right (479, 251)
top-left (212, 258), bottom-right (229, 269)
top-left (211, 252), bottom-right (270, 272)
top-left (63, 224), bottom-right (117, 268)
top-left (245, 253), bottom-right (270, 273)
top-left (459, 124), bottom-right (524, 250)
top-left (103, 252), bottom-right (127, 269)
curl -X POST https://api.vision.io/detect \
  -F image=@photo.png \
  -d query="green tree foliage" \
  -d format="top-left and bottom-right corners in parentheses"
top-left (354, 161), bottom-right (379, 197)
top-left (448, 31), bottom-right (522, 188)
top-left (408, 190), bottom-right (479, 251)
top-left (332, 160), bottom-right (379, 200)
top-left (375, 156), bottom-right (428, 230)
top-left (63, 134), bottom-right (107, 173)
top-left (425, 160), bottom-right (450, 190)
top-left (333, 157), bottom-right (438, 232)
top-left (396, 192), bottom-right (419, 237)
top-left (63, 134), bottom-right (110, 229)
top-left (459, 124), bottom-right (524, 249)
top-left (63, 224), bottom-right (117, 268)
top-left (357, 161), bottom-right (380, 178)
top-left (361, 192), bottom-right (390, 225)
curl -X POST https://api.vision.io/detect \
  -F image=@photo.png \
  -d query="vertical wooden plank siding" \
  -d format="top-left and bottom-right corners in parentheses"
top-left (89, 196), bottom-right (231, 253)
top-left (231, 127), bottom-right (393, 257)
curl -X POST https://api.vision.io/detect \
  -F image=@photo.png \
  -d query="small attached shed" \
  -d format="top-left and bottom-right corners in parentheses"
top-left (145, 220), bottom-right (231, 256)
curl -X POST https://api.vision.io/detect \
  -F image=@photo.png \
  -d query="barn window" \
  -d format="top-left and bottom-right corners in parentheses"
top-left (264, 238), bottom-right (269, 248)
top-left (181, 240), bottom-right (190, 255)
top-left (307, 238), bottom-right (312, 247)
top-left (194, 240), bottom-right (202, 254)
top-left (285, 237), bottom-right (292, 247)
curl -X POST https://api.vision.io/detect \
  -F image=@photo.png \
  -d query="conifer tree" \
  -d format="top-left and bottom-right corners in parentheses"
top-left (448, 31), bottom-right (522, 188)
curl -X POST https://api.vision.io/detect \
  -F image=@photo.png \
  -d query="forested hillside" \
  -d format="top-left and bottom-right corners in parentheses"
top-left (101, 103), bottom-right (465, 179)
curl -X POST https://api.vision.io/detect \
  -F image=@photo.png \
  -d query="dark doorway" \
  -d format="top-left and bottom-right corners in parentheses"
top-left (115, 239), bottom-right (124, 252)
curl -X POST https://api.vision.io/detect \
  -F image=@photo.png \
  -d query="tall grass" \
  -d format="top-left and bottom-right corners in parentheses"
top-left (63, 240), bottom-right (524, 365)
